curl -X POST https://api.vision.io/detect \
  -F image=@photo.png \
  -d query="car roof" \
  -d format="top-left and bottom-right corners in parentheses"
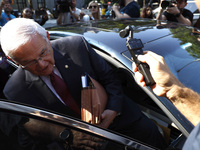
top-left (185, 0), bottom-right (198, 13)
top-left (47, 19), bottom-right (187, 53)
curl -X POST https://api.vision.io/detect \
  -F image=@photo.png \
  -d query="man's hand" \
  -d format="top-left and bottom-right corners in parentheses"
top-left (79, 8), bottom-right (85, 20)
top-left (98, 109), bottom-right (117, 128)
top-left (133, 51), bottom-right (200, 126)
top-left (71, 130), bottom-right (103, 150)
top-left (132, 51), bottom-right (183, 97)
top-left (166, 4), bottom-right (180, 15)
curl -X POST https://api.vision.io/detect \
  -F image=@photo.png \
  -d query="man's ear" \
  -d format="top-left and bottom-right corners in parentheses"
top-left (46, 31), bottom-right (50, 40)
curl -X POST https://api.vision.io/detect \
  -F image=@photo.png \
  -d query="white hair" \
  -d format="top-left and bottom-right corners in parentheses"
top-left (1, 18), bottom-right (48, 57)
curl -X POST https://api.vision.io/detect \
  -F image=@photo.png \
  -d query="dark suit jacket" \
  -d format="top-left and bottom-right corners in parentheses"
top-left (3, 36), bottom-right (142, 128)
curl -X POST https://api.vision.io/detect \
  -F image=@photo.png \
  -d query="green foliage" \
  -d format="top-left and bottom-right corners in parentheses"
top-left (171, 27), bottom-right (200, 59)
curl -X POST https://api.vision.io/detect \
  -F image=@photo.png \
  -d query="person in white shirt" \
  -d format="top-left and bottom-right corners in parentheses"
top-left (70, 0), bottom-right (81, 21)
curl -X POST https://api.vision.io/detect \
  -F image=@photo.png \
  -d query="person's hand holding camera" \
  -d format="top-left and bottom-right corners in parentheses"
top-left (132, 51), bottom-right (200, 126)
top-left (79, 8), bottom-right (86, 20)
top-left (165, 3), bottom-right (180, 15)
top-left (41, 12), bottom-right (48, 21)
top-left (132, 51), bottom-right (183, 98)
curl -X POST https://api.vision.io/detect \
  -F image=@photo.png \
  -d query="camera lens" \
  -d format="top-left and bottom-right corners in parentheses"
top-left (161, 1), bottom-right (170, 9)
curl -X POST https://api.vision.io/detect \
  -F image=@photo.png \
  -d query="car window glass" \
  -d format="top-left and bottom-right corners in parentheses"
top-left (0, 111), bottom-right (117, 150)
top-left (0, 110), bottom-right (154, 150)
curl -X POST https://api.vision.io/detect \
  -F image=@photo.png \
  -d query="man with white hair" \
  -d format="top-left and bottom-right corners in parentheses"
top-left (2, 18), bottom-right (166, 149)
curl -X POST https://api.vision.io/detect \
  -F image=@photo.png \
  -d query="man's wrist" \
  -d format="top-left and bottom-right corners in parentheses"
top-left (166, 84), bottom-right (184, 103)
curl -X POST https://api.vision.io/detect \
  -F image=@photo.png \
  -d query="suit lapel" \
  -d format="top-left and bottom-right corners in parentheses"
top-left (24, 69), bottom-right (80, 118)
top-left (25, 70), bottom-right (56, 105)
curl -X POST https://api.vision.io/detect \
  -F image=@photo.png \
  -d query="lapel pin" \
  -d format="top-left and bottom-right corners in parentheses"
top-left (65, 65), bottom-right (69, 69)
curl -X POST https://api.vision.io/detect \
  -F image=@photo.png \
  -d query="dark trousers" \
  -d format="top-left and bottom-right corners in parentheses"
top-left (116, 113), bottom-right (167, 149)
top-left (108, 95), bottom-right (167, 149)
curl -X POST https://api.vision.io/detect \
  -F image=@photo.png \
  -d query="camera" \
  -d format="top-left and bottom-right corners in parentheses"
top-left (161, 0), bottom-right (177, 9)
top-left (119, 26), bottom-right (155, 86)
top-left (56, 0), bottom-right (72, 13)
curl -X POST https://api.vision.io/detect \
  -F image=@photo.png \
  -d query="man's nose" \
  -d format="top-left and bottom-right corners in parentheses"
top-left (37, 58), bottom-right (46, 67)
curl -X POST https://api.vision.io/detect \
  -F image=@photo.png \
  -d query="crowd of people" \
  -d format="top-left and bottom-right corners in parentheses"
top-left (0, 0), bottom-right (48, 27)
top-left (0, 0), bottom-right (199, 28)
top-left (55, 0), bottom-right (200, 28)
top-left (56, 0), bottom-right (200, 29)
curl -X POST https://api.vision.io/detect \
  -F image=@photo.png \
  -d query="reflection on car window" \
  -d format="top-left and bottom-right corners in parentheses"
top-left (0, 111), bottom-right (141, 150)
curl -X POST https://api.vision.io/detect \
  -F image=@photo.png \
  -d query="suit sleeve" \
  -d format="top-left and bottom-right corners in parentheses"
top-left (81, 37), bottom-right (123, 113)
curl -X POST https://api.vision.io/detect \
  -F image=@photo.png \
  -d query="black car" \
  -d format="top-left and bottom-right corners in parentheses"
top-left (1, 18), bottom-right (200, 150)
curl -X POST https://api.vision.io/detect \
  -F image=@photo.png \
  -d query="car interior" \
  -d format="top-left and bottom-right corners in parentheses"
top-left (0, 38), bottom-right (188, 150)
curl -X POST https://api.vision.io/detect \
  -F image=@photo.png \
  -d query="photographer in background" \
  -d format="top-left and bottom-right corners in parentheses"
top-left (22, 7), bottom-right (48, 26)
top-left (56, 0), bottom-right (72, 25)
top-left (56, 0), bottom-right (80, 24)
top-left (70, 0), bottom-right (81, 21)
top-left (156, 0), bottom-right (193, 26)
top-left (35, 7), bottom-right (49, 26)
top-left (0, 0), bottom-right (16, 26)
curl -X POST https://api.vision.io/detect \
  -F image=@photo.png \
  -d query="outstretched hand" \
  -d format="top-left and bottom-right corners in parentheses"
top-left (98, 109), bottom-right (117, 129)
top-left (70, 110), bottom-right (117, 149)
top-left (166, 4), bottom-right (180, 15)
top-left (71, 130), bottom-right (103, 150)
top-left (132, 51), bottom-right (182, 97)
